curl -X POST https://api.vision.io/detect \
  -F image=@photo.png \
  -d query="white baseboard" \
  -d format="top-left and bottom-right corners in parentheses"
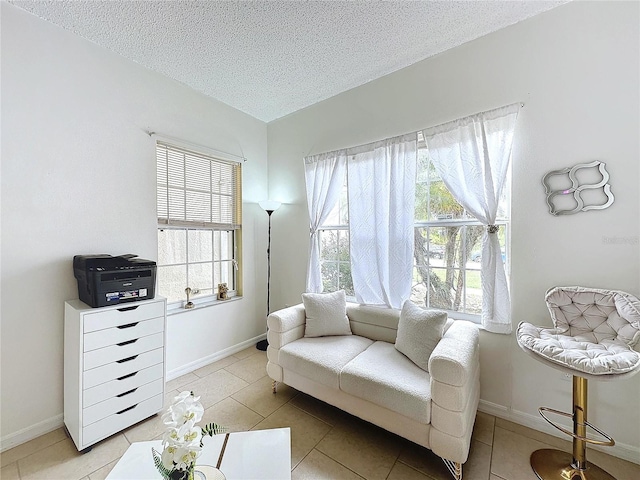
top-left (478, 400), bottom-right (640, 465)
top-left (166, 333), bottom-right (266, 381)
top-left (1, 335), bottom-right (266, 453)
top-left (0, 414), bottom-right (64, 453)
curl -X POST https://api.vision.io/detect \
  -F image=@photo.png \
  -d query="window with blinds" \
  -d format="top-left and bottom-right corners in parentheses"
top-left (156, 141), bottom-right (242, 305)
top-left (156, 142), bottom-right (242, 229)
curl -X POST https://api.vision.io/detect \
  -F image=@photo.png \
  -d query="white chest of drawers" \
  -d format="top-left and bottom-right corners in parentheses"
top-left (64, 297), bottom-right (167, 452)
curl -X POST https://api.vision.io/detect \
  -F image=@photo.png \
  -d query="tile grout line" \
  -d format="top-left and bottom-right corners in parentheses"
top-left (230, 382), bottom-right (300, 420)
top-left (285, 393), bottom-right (337, 473)
top-left (488, 417), bottom-right (496, 479)
top-left (224, 395), bottom-right (268, 422)
top-left (394, 457), bottom-right (439, 480)
top-left (387, 456), bottom-right (438, 480)
top-left (13, 436), bottom-right (70, 474)
top-left (285, 401), bottom-right (335, 429)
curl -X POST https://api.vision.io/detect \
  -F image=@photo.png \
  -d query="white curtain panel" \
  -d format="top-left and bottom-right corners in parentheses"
top-left (304, 151), bottom-right (348, 293)
top-left (347, 134), bottom-right (417, 309)
top-left (423, 103), bottom-right (520, 334)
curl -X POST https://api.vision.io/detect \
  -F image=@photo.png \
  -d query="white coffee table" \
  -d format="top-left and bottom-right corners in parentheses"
top-left (106, 428), bottom-right (291, 480)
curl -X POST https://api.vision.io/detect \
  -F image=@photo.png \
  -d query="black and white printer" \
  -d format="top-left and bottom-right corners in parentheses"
top-left (73, 254), bottom-right (157, 307)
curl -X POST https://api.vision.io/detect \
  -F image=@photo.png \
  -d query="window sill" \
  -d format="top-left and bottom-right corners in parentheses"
top-left (166, 295), bottom-right (243, 316)
top-left (446, 312), bottom-right (481, 324)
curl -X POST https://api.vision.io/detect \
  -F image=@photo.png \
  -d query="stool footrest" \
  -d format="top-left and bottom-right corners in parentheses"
top-left (539, 407), bottom-right (615, 447)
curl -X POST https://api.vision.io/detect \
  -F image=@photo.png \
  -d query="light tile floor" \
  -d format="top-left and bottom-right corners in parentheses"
top-left (2, 348), bottom-right (639, 480)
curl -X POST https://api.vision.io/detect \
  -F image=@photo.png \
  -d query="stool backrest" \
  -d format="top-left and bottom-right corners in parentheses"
top-left (545, 286), bottom-right (640, 346)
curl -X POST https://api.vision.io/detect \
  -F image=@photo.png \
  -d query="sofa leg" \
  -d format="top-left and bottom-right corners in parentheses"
top-left (272, 380), bottom-right (277, 394)
top-left (442, 458), bottom-right (462, 480)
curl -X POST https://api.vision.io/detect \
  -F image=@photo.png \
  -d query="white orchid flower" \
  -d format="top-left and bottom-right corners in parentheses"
top-left (161, 426), bottom-right (180, 447)
top-left (182, 396), bottom-right (204, 423)
top-left (174, 400), bottom-right (202, 425)
top-left (163, 391), bottom-right (205, 427)
top-left (161, 444), bottom-right (177, 470)
top-left (173, 445), bottom-right (201, 470)
top-left (154, 390), bottom-right (219, 477)
top-left (177, 420), bottom-right (202, 446)
top-left (173, 447), bottom-right (190, 470)
top-left (173, 391), bottom-right (192, 402)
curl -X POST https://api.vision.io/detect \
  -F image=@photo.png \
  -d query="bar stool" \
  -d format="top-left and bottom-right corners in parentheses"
top-left (516, 286), bottom-right (640, 479)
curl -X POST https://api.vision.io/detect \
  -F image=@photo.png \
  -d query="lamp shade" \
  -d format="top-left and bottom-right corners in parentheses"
top-left (259, 200), bottom-right (281, 212)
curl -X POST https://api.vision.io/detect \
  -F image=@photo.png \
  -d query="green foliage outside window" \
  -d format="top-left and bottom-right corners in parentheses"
top-left (320, 230), bottom-right (354, 295)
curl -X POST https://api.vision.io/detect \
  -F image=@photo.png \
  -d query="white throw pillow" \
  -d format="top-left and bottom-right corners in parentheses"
top-left (395, 300), bottom-right (447, 372)
top-left (302, 290), bottom-right (352, 337)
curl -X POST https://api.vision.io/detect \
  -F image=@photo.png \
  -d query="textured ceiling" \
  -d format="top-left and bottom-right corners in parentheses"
top-left (10, 0), bottom-right (568, 122)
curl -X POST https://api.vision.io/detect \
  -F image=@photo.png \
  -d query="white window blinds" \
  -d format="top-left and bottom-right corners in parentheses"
top-left (156, 142), bottom-right (242, 229)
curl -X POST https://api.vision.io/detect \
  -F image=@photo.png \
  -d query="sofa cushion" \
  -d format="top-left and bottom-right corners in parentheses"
top-left (302, 290), bottom-right (352, 337)
top-left (340, 341), bottom-right (432, 424)
top-left (395, 301), bottom-right (447, 372)
top-left (279, 335), bottom-right (373, 389)
top-left (347, 303), bottom-right (400, 343)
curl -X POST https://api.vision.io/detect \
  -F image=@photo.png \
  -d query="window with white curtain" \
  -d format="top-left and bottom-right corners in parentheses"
top-left (309, 104), bottom-right (518, 328)
top-left (412, 135), bottom-right (509, 320)
top-left (156, 141), bottom-right (242, 305)
top-left (316, 172), bottom-right (354, 296)
top-left (315, 136), bottom-right (510, 321)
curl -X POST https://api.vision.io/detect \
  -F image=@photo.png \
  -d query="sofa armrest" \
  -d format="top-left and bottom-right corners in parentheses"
top-left (267, 304), bottom-right (306, 350)
top-left (267, 303), bottom-right (306, 332)
top-left (428, 320), bottom-right (479, 387)
top-left (428, 320), bottom-right (480, 464)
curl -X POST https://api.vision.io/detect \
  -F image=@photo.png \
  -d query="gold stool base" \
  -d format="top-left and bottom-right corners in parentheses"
top-left (531, 449), bottom-right (615, 480)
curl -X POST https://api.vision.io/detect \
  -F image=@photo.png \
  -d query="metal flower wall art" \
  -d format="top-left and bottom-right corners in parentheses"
top-left (542, 160), bottom-right (614, 216)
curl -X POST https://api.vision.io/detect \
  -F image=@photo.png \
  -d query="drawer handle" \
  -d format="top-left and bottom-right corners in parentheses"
top-left (117, 339), bottom-right (138, 347)
top-left (116, 388), bottom-right (138, 398)
top-left (117, 305), bottom-right (139, 312)
top-left (116, 355), bottom-right (138, 363)
top-left (116, 404), bottom-right (138, 415)
top-left (117, 371), bottom-right (138, 381)
top-left (117, 322), bottom-right (139, 329)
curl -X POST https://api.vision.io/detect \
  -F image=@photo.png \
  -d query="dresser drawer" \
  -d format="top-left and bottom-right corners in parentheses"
top-left (83, 363), bottom-right (164, 408)
top-left (82, 394), bottom-right (163, 447)
top-left (84, 301), bottom-right (165, 333)
top-left (83, 348), bottom-right (164, 389)
top-left (83, 378), bottom-right (164, 426)
top-left (84, 317), bottom-right (164, 352)
top-left (83, 332), bottom-right (163, 371)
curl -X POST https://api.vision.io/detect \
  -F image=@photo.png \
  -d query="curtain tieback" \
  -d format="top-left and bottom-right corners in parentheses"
top-left (487, 224), bottom-right (499, 234)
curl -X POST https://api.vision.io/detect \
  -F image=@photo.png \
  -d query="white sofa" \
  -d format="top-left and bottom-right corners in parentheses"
top-left (266, 302), bottom-right (480, 479)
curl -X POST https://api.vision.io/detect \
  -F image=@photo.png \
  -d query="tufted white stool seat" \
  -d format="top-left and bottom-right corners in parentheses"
top-left (517, 285), bottom-right (640, 378)
top-left (516, 286), bottom-right (640, 480)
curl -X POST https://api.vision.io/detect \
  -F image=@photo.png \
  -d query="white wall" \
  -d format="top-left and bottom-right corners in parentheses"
top-left (267, 1), bottom-right (640, 461)
top-left (1, 3), bottom-right (269, 447)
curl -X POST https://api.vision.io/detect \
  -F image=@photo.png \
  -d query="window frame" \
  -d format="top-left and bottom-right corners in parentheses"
top-left (317, 168), bottom-right (354, 297)
top-left (155, 140), bottom-right (243, 309)
top-left (412, 218), bottom-right (510, 322)
top-left (315, 143), bottom-right (511, 324)
top-left (317, 225), bottom-right (353, 296)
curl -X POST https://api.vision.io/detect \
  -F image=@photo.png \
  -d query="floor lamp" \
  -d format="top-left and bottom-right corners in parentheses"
top-left (256, 200), bottom-right (281, 351)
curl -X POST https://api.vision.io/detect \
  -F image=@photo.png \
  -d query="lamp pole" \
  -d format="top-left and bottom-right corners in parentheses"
top-left (257, 201), bottom-right (280, 351)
